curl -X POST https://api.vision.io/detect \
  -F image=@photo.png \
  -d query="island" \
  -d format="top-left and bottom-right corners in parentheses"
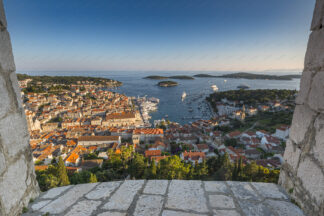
top-left (158, 81), bottom-right (178, 87)
top-left (193, 72), bottom-right (301, 80)
top-left (144, 75), bottom-right (194, 80)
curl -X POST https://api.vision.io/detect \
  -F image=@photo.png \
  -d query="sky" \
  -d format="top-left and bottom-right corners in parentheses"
top-left (4, 0), bottom-right (316, 73)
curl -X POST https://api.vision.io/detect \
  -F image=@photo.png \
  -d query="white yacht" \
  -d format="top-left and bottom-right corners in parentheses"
top-left (211, 85), bottom-right (219, 92)
top-left (182, 91), bottom-right (187, 101)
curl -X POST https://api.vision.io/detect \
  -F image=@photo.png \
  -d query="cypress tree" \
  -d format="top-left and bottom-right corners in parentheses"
top-left (57, 157), bottom-right (70, 186)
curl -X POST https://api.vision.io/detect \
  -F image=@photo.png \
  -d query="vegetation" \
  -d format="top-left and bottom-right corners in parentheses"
top-left (217, 72), bottom-right (301, 80)
top-left (158, 81), bottom-right (178, 87)
top-left (144, 75), bottom-right (168, 80)
top-left (193, 74), bottom-right (217, 78)
top-left (207, 89), bottom-right (297, 106)
top-left (36, 147), bottom-right (279, 191)
top-left (17, 74), bottom-right (122, 86)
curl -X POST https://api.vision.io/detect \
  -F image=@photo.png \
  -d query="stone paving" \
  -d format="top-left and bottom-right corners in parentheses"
top-left (23, 180), bottom-right (305, 216)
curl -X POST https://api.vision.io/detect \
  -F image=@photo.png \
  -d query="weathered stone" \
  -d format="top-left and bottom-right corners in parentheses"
top-left (238, 200), bottom-right (275, 216)
top-left (282, 139), bottom-right (301, 170)
top-left (85, 181), bottom-right (121, 200)
top-left (289, 105), bottom-right (316, 144)
top-left (40, 183), bottom-right (98, 214)
top-left (204, 181), bottom-right (230, 193)
top-left (102, 180), bottom-right (144, 211)
top-left (265, 200), bottom-right (305, 216)
top-left (31, 200), bottom-right (51, 211)
top-left (308, 72), bottom-right (324, 111)
top-left (166, 180), bottom-right (208, 213)
top-left (66, 200), bottom-right (101, 216)
top-left (311, 0), bottom-right (324, 30)
top-left (213, 209), bottom-right (241, 216)
top-left (133, 195), bottom-right (164, 216)
top-left (0, 74), bottom-right (10, 119)
top-left (251, 182), bottom-right (288, 200)
top-left (97, 212), bottom-right (126, 216)
top-left (0, 112), bottom-right (30, 157)
top-left (313, 114), bottom-right (324, 166)
top-left (305, 28), bottom-right (324, 71)
top-left (0, 30), bottom-right (15, 72)
top-left (162, 210), bottom-right (208, 216)
top-left (0, 155), bottom-right (27, 215)
top-left (209, 194), bottom-right (235, 209)
top-left (227, 182), bottom-right (260, 200)
top-left (297, 157), bottom-right (324, 205)
top-left (296, 71), bottom-right (313, 105)
top-left (10, 72), bottom-right (23, 108)
top-left (143, 180), bottom-right (168, 195)
top-left (0, 0), bottom-right (7, 28)
top-left (0, 150), bottom-right (5, 175)
top-left (41, 185), bottom-right (72, 199)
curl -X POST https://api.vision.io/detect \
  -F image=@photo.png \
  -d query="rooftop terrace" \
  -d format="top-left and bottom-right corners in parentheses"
top-left (23, 180), bottom-right (304, 216)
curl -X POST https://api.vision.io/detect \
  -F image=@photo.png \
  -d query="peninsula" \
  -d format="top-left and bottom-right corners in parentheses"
top-left (194, 72), bottom-right (301, 80)
top-left (144, 75), bottom-right (194, 80)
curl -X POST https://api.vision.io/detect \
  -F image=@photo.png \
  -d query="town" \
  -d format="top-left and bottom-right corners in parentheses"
top-left (19, 75), bottom-right (296, 190)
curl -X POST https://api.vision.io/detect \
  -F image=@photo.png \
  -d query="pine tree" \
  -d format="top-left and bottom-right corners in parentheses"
top-left (149, 160), bottom-right (157, 179)
top-left (56, 157), bottom-right (70, 186)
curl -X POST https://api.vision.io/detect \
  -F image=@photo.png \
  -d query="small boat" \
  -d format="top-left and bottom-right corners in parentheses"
top-left (224, 80), bottom-right (227, 83)
top-left (211, 85), bottom-right (219, 92)
top-left (182, 92), bottom-right (187, 101)
top-left (237, 84), bottom-right (250, 89)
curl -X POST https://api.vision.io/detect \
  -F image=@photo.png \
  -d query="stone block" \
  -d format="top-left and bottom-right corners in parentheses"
top-left (213, 209), bottom-right (240, 216)
top-left (40, 183), bottom-right (98, 214)
top-left (296, 71), bottom-right (313, 105)
top-left (85, 181), bottom-right (121, 200)
top-left (0, 151), bottom-right (5, 175)
top-left (283, 139), bottom-right (301, 170)
top-left (297, 157), bottom-right (324, 205)
top-left (31, 200), bottom-right (51, 211)
top-left (289, 105), bottom-right (316, 145)
top-left (308, 72), bottom-right (324, 111)
top-left (238, 200), bottom-right (275, 216)
top-left (204, 181), bottom-right (230, 193)
top-left (209, 194), bottom-right (235, 209)
top-left (41, 185), bottom-right (72, 199)
top-left (0, 0), bottom-right (6, 28)
top-left (133, 195), bottom-right (164, 216)
top-left (102, 180), bottom-right (144, 211)
top-left (313, 114), bottom-right (324, 166)
top-left (250, 182), bottom-right (288, 200)
top-left (311, 0), bottom-right (324, 30)
top-left (305, 28), bottom-right (324, 71)
top-left (265, 200), bottom-right (305, 216)
top-left (143, 180), bottom-right (168, 195)
top-left (0, 74), bottom-right (10, 119)
top-left (97, 212), bottom-right (126, 216)
top-left (166, 180), bottom-right (208, 213)
top-left (0, 30), bottom-right (15, 72)
top-left (0, 155), bottom-right (27, 215)
top-left (66, 200), bottom-right (101, 216)
top-left (227, 181), bottom-right (260, 200)
top-left (0, 112), bottom-right (30, 157)
top-left (162, 210), bottom-right (207, 216)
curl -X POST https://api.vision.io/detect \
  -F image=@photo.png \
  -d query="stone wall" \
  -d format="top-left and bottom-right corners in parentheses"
top-left (279, 0), bottom-right (324, 215)
top-left (0, 0), bottom-right (39, 215)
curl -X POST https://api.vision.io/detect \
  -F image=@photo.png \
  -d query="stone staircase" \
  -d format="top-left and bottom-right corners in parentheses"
top-left (23, 180), bottom-right (304, 216)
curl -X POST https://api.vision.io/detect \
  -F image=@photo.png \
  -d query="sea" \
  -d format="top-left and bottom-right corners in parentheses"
top-left (22, 71), bottom-right (301, 125)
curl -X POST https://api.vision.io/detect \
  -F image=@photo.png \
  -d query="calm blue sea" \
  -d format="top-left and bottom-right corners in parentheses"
top-left (21, 71), bottom-right (301, 125)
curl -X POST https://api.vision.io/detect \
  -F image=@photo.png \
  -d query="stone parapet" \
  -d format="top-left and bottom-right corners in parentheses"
top-left (23, 180), bottom-right (304, 216)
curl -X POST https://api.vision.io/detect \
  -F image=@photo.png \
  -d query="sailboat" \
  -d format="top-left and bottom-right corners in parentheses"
top-left (182, 92), bottom-right (187, 101)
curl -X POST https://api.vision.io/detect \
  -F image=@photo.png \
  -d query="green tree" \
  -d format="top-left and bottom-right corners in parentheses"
top-left (57, 157), bottom-right (70, 186)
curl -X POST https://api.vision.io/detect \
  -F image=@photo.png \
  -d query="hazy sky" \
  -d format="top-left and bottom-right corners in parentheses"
top-left (5, 0), bottom-right (315, 72)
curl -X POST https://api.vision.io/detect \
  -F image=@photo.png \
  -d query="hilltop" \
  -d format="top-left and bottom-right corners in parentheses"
top-left (194, 72), bottom-right (301, 80)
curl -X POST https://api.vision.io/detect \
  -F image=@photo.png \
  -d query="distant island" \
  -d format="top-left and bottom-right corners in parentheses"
top-left (194, 72), bottom-right (301, 80)
top-left (17, 74), bottom-right (122, 87)
top-left (158, 81), bottom-right (178, 87)
top-left (144, 75), bottom-right (194, 80)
